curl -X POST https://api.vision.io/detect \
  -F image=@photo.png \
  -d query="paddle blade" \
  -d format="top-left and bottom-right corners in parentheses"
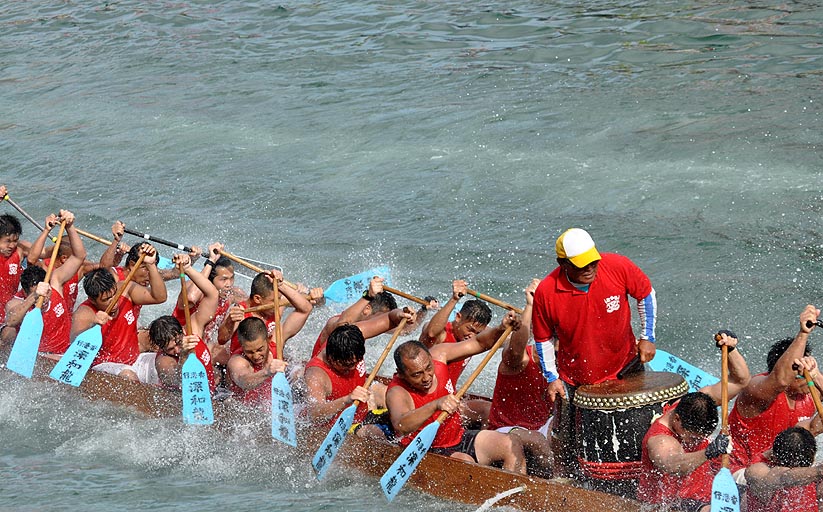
top-left (271, 372), bottom-right (297, 447)
top-left (380, 421), bottom-right (439, 502)
top-left (49, 325), bottom-right (102, 386)
top-left (157, 255), bottom-right (175, 270)
top-left (181, 356), bottom-right (214, 425)
top-left (323, 266), bottom-right (391, 304)
top-left (649, 348), bottom-right (720, 392)
top-left (710, 467), bottom-right (740, 512)
top-left (6, 309), bottom-right (44, 378)
top-left (312, 404), bottom-right (356, 480)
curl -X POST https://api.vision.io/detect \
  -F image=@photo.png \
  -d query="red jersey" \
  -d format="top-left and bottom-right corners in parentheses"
top-left (443, 321), bottom-right (469, 386)
top-left (43, 257), bottom-right (79, 312)
top-left (532, 252), bottom-right (652, 386)
top-left (81, 296), bottom-right (140, 366)
top-left (156, 336), bottom-right (216, 392)
top-left (488, 346), bottom-right (553, 431)
top-left (0, 250), bottom-right (22, 323)
top-left (172, 296), bottom-right (230, 335)
top-left (228, 301), bottom-right (278, 355)
top-left (387, 360), bottom-right (463, 449)
top-left (112, 266), bottom-right (143, 319)
top-left (310, 314), bottom-right (341, 358)
top-left (304, 355), bottom-right (368, 427)
top-left (638, 403), bottom-right (711, 505)
top-left (745, 455), bottom-right (817, 512)
top-left (729, 376), bottom-right (816, 468)
top-left (231, 340), bottom-right (278, 405)
top-left (10, 287), bottom-right (71, 354)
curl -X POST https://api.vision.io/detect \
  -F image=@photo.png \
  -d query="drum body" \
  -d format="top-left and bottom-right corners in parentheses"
top-left (572, 371), bottom-right (688, 485)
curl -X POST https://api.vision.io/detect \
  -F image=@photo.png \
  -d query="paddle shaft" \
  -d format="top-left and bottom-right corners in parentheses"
top-left (434, 325), bottom-right (514, 424)
top-left (720, 344), bottom-right (730, 468)
top-left (382, 286), bottom-right (429, 307)
top-left (802, 369), bottom-right (823, 418)
top-left (273, 279), bottom-right (284, 359)
top-left (179, 264), bottom-right (193, 337)
top-left (104, 253), bottom-right (147, 315)
top-left (219, 250), bottom-right (298, 290)
top-left (2, 195), bottom-right (58, 243)
top-left (123, 227), bottom-right (208, 257)
top-left (36, 221), bottom-right (67, 309)
top-left (355, 318), bottom-right (408, 405)
top-left (465, 289), bottom-right (523, 315)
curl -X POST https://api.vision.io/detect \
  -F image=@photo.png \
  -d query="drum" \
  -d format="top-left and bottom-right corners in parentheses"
top-left (572, 371), bottom-right (688, 485)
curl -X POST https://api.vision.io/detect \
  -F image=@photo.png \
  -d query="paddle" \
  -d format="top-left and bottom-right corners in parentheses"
top-left (381, 324), bottom-right (515, 502)
top-left (270, 278), bottom-right (297, 447)
top-left (465, 288), bottom-right (523, 315)
top-left (123, 227), bottom-right (209, 258)
top-left (75, 227), bottom-right (175, 270)
top-left (49, 252), bottom-right (147, 386)
top-left (801, 369), bottom-right (823, 418)
top-left (648, 348), bottom-right (719, 392)
top-left (6, 220), bottom-right (67, 378)
top-left (382, 286), bottom-right (430, 307)
top-left (2, 194), bottom-right (58, 243)
top-left (313, 317), bottom-right (409, 480)
top-left (710, 344), bottom-right (739, 512)
top-left (179, 263), bottom-right (214, 425)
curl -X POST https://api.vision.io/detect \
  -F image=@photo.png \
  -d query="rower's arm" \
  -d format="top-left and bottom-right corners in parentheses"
top-left (26, 215), bottom-right (55, 267)
top-left (700, 333), bottom-right (751, 404)
top-left (5, 295), bottom-right (36, 329)
top-left (279, 281), bottom-right (313, 341)
top-left (155, 353), bottom-right (182, 389)
top-left (646, 434), bottom-right (709, 476)
top-left (227, 355), bottom-right (274, 391)
top-left (182, 260), bottom-right (218, 337)
top-left (746, 462), bottom-right (823, 501)
top-left (386, 385), bottom-right (452, 436)
top-left (129, 249), bottom-right (168, 306)
top-left (51, 215), bottom-right (86, 288)
top-left (303, 366), bottom-right (368, 423)
top-left (419, 280), bottom-right (466, 347)
top-left (356, 308), bottom-right (414, 339)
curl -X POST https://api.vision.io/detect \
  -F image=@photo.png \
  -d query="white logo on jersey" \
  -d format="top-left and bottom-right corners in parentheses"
top-left (445, 378), bottom-right (455, 394)
top-left (53, 302), bottom-right (65, 318)
top-left (200, 347), bottom-right (211, 365)
top-left (356, 360), bottom-right (366, 377)
top-left (124, 309), bottom-right (136, 325)
top-left (604, 295), bottom-right (621, 313)
top-left (8, 264), bottom-right (18, 275)
top-left (69, 283), bottom-right (77, 295)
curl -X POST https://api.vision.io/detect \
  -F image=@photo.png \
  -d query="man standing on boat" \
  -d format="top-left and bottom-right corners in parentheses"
top-left (531, 227), bottom-right (656, 472)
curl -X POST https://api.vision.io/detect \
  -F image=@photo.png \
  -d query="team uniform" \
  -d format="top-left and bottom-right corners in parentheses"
top-left (310, 314), bottom-right (341, 358)
top-left (0, 250), bottom-right (22, 323)
top-left (442, 321), bottom-right (470, 386)
top-left (487, 345), bottom-right (553, 435)
top-left (156, 336), bottom-right (216, 392)
top-left (230, 340), bottom-right (278, 405)
top-left (227, 301), bottom-right (278, 355)
top-left (532, 252), bottom-right (655, 386)
top-left (11, 287), bottom-right (71, 354)
top-left (728, 375), bottom-right (816, 468)
top-left (304, 355), bottom-right (368, 427)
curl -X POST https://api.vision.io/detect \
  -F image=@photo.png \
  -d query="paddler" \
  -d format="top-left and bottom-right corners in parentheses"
top-left (226, 316), bottom-right (287, 405)
top-left (0, 185), bottom-right (34, 323)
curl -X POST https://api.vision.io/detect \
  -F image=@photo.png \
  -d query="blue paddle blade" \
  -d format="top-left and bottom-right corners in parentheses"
top-left (312, 404), bottom-right (356, 480)
top-left (271, 372), bottom-right (297, 447)
top-left (6, 309), bottom-right (44, 378)
top-left (323, 266), bottom-right (392, 304)
top-left (649, 348), bottom-right (720, 392)
top-left (157, 255), bottom-right (174, 270)
top-left (710, 467), bottom-right (740, 512)
top-left (181, 356), bottom-right (214, 425)
top-left (49, 325), bottom-right (102, 386)
top-left (381, 421), bottom-right (439, 502)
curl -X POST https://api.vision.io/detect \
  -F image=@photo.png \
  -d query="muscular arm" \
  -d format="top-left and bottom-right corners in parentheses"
top-left (646, 434), bottom-right (709, 476)
top-left (227, 355), bottom-right (275, 391)
top-left (303, 366), bottom-right (369, 423)
top-left (386, 385), bottom-right (446, 436)
top-left (746, 462), bottom-right (823, 502)
top-left (279, 283), bottom-right (313, 341)
top-left (51, 222), bottom-right (86, 289)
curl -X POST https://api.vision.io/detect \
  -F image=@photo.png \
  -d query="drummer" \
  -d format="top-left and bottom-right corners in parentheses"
top-left (637, 330), bottom-right (751, 512)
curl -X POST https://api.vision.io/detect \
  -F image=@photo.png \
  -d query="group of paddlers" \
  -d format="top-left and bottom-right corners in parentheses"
top-left (1, 185), bottom-right (822, 511)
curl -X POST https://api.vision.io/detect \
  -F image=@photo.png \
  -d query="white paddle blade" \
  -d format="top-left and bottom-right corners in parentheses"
top-left (312, 404), bottom-right (357, 480)
top-left (49, 325), bottom-right (102, 386)
top-left (181, 356), bottom-right (214, 425)
top-left (271, 372), bottom-right (297, 447)
top-left (6, 309), bottom-right (44, 378)
top-left (381, 421), bottom-right (439, 502)
top-left (710, 467), bottom-right (740, 512)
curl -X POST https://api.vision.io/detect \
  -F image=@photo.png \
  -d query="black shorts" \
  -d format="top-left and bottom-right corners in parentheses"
top-left (430, 429), bottom-right (480, 462)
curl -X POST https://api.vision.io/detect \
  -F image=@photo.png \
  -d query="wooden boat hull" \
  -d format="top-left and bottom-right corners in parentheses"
top-left (2, 350), bottom-right (642, 512)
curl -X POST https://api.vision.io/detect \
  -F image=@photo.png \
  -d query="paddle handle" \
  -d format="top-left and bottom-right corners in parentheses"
top-left (36, 220), bottom-right (67, 309)
top-left (123, 227), bottom-right (208, 257)
top-left (465, 288), bottom-right (523, 315)
top-left (382, 286), bottom-right (429, 307)
top-left (179, 264), bottom-right (194, 337)
top-left (273, 279), bottom-right (284, 359)
top-left (219, 250), bottom-right (299, 291)
top-left (3, 195), bottom-right (59, 243)
top-left (76, 228), bottom-right (114, 247)
top-left (720, 344), bottom-right (730, 468)
top-left (435, 325), bottom-right (514, 424)
top-left (104, 252), bottom-right (147, 315)
top-left (802, 369), bottom-right (823, 419)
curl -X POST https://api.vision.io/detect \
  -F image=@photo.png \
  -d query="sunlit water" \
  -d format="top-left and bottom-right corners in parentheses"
top-left (1, 0), bottom-right (822, 510)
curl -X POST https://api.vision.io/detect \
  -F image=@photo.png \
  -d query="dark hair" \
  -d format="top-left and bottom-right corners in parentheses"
top-left (208, 256), bottom-right (233, 282)
top-left (20, 265), bottom-right (46, 294)
top-left (370, 291), bottom-right (398, 313)
top-left (326, 324), bottom-right (366, 365)
top-left (82, 268), bottom-right (117, 299)
top-left (767, 337), bottom-right (812, 373)
top-left (250, 272), bottom-right (273, 299)
top-left (674, 392), bottom-right (718, 436)
top-left (773, 427), bottom-right (816, 468)
top-left (0, 214), bottom-right (22, 238)
top-left (393, 340), bottom-right (430, 374)
top-left (238, 317), bottom-right (268, 345)
top-left (126, 243), bottom-right (151, 266)
top-left (149, 315), bottom-right (183, 348)
top-left (459, 300), bottom-right (492, 326)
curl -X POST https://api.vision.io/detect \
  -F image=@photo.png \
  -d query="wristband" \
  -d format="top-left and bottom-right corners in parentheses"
top-left (362, 289), bottom-right (373, 302)
top-left (203, 260), bottom-right (214, 269)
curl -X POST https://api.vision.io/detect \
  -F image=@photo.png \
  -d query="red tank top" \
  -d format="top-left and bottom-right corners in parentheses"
top-left (310, 314), bottom-right (341, 358)
top-left (637, 403), bottom-right (711, 505)
top-left (488, 346), bottom-right (553, 430)
top-left (729, 374), bottom-right (816, 468)
top-left (156, 335), bottom-right (216, 392)
top-left (443, 321), bottom-right (469, 386)
top-left (172, 297), bottom-right (231, 335)
top-left (10, 287), bottom-right (71, 354)
top-left (112, 266), bottom-right (143, 318)
top-left (43, 257), bottom-right (79, 312)
top-left (229, 301), bottom-right (277, 355)
top-left (82, 296), bottom-right (140, 366)
top-left (304, 355), bottom-right (368, 427)
top-left (0, 250), bottom-right (22, 323)
top-left (230, 340), bottom-right (278, 405)
top-left (387, 360), bottom-right (463, 449)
